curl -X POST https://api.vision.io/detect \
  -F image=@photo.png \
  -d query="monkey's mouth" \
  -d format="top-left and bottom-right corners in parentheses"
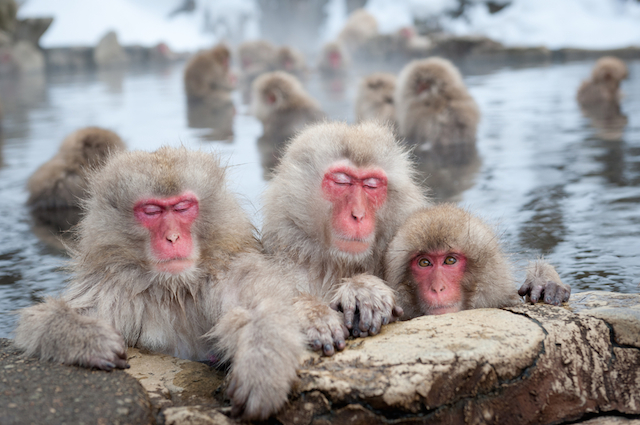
top-left (425, 302), bottom-right (462, 316)
top-left (333, 235), bottom-right (373, 254)
top-left (154, 258), bottom-right (195, 274)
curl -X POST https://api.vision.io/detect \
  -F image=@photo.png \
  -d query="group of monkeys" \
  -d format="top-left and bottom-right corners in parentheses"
top-left (17, 12), bottom-right (631, 421)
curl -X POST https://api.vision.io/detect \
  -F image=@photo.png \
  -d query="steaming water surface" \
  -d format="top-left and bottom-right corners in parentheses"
top-left (0, 58), bottom-right (638, 337)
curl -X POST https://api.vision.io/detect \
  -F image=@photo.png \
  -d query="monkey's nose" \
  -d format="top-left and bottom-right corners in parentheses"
top-left (166, 234), bottom-right (180, 243)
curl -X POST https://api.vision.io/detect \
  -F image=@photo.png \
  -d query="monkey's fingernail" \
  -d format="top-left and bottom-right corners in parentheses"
top-left (312, 339), bottom-right (322, 350)
top-left (382, 317), bottom-right (389, 325)
top-left (323, 344), bottom-right (334, 356)
top-left (370, 326), bottom-right (377, 335)
top-left (336, 341), bottom-right (346, 351)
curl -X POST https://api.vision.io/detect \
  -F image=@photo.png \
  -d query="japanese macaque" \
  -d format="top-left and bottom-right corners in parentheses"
top-left (262, 121), bottom-right (429, 355)
top-left (395, 57), bottom-right (480, 148)
top-left (577, 56), bottom-right (628, 109)
top-left (251, 71), bottom-right (325, 144)
top-left (336, 8), bottom-right (378, 53)
top-left (577, 57), bottom-right (629, 141)
top-left (274, 45), bottom-right (308, 78)
top-left (15, 147), bottom-right (304, 420)
top-left (317, 41), bottom-right (350, 78)
top-left (183, 43), bottom-right (235, 104)
top-left (237, 39), bottom-right (277, 92)
top-left (354, 72), bottom-right (397, 126)
top-left (385, 204), bottom-right (571, 319)
top-left (27, 126), bottom-right (126, 214)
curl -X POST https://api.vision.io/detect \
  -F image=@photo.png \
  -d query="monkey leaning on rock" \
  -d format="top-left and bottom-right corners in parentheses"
top-left (385, 204), bottom-right (571, 319)
top-left (15, 146), bottom-right (305, 421)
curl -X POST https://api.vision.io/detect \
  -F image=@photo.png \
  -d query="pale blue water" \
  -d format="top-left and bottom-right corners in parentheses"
top-left (0, 58), bottom-right (638, 338)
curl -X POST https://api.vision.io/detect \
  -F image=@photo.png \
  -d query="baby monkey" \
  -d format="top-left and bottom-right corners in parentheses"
top-left (385, 204), bottom-right (570, 318)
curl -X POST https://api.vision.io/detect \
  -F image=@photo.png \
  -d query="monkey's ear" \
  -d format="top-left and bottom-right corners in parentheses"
top-left (266, 90), bottom-right (277, 104)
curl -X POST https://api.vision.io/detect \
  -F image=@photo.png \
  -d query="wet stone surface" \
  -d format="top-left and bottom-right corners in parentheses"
top-left (0, 338), bottom-right (153, 425)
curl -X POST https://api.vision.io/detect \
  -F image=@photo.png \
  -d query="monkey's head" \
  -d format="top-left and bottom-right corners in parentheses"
top-left (401, 57), bottom-right (467, 102)
top-left (322, 42), bottom-right (347, 69)
top-left (250, 71), bottom-right (307, 118)
top-left (263, 121), bottom-right (426, 265)
top-left (60, 127), bottom-right (126, 172)
top-left (76, 147), bottom-right (253, 279)
top-left (385, 204), bottom-right (510, 317)
top-left (592, 56), bottom-right (628, 84)
top-left (362, 73), bottom-right (396, 105)
top-left (210, 44), bottom-right (231, 72)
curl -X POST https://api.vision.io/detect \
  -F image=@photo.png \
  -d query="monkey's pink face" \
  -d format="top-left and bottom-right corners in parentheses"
top-left (134, 192), bottom-right (199, 274)
top-left (329, 51), bottom-right (342, 68)
top-left (411, 251), bottom-right (467, 315)
top-left (321, 163), bottom-right (387, 254)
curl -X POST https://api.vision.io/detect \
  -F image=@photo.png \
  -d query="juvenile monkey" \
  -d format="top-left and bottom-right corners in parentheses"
top-left (183, 43), bottom-right (235, 103)
top-left (237, 39), bottom-right (278, 92)
top-left (251, 71), bottom-right (325, 144)
top-left (577, 56), bottom-right (628, 109)
top-left (354, 72), bottom-right (397, 126)
top-left (15, 147), bottom-right (304, 420)
top-left (27, 127), bottom-right (126, 212)
top-left (274, 45), bottom-right (308, 78)
top-left (336, 8), bottom-right (378, 53)
top-left (317, 41), bottom-right (350, 78)
top-left (262, 121), bottom-right (429, 355)
top-left (395, 57), bottom-right (480, 148)
top-left (385, 204), bottom-right (571, 319)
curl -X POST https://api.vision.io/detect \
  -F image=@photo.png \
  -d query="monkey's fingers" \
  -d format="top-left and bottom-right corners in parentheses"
top-left (358, 300), bottom-right (374, 332)
top-left (517, 280), bottom-right (533, 298)
top-left (392, 305), bottom-right (404, 319)
top-left (330, 299), bottom-right (356, 329)
top-left (527, 285), bottom-right (544, 304)
top-left (543, 284), bottom-right (558, 306)
top-left (369, 310), bottom-right (383, 335)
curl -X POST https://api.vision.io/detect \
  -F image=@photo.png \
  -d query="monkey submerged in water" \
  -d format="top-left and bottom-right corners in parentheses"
top-left (355, 72), bottom-right (397, 127)
top-left (385, 204), bottom-right (571, 319)
top-left (262, 121), bottom-right (429, 355)
top-left (15, 147), bottom-right (304, 420)
top-left (395, 57), bottom-right (480, 149)
top-left (27, 126), bottom-right (126, 212)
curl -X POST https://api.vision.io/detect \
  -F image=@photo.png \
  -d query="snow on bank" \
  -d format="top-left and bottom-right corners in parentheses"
top-left (18, 0), bottom-right (259, 51)
top-left (439, 0), bottom-right (640, 50)
top-left (17, 0), bottom-right (640, 51)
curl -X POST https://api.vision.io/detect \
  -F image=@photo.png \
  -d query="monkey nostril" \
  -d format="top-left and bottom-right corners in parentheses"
top-left (167, 234), bottom-right (180, 243)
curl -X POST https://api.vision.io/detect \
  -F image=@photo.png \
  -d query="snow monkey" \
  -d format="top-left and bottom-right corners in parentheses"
top-left (577, 56), bottom-right (628, 109)
top-left (183, 43), bottom-right (235, 103)
top-left (15, 147), bottom-right (305, 420)
top-left (385, 204), bottom-right (571, 319)
top-left (395, 57), bottom-right (480, 148)
top-left (318, 41), bottom-right (350, 78)
top-left (261, 121), bottom-right (430, 356)
top-left (251, 71), bottom-right (325, 145)
top-left (27, 126), bottom-right (126, 212)
top-left (354, 72), bottom-right (397, 126)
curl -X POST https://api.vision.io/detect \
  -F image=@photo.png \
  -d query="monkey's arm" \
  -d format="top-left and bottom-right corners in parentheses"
top-left (205, 253), bottom-right (305, 420)
top-left (330, 273), bottom-right (403, 338)
top-left (14, 297), bottom-right (128, 370)
top-left (518, 260), bottom-right (571, 306)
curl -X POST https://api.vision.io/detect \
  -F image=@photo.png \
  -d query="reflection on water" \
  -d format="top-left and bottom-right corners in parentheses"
top-left (0, 58), bottom-right (638, 338)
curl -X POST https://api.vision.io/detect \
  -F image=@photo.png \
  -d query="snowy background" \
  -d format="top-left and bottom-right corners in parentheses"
top-left (17, 0), bottom-right (640, 52)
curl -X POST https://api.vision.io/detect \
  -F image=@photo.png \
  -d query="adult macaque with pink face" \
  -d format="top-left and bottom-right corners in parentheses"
top-left (385, 204), bottom-right (571, 319)
top-left (15, 147), bottom-right (305, 421)
top-left (262, 121), bottom-right (429, 355)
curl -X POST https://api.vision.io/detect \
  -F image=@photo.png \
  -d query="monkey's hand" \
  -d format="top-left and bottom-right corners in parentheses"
top-left (293, 294), bottom-right (348, 356)
top-left (330, 274), bottom-right (403, 338)
top-left (14, 298), bottom-right (129, 371)
top-left (518, 260), bottom-right (571, 306)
